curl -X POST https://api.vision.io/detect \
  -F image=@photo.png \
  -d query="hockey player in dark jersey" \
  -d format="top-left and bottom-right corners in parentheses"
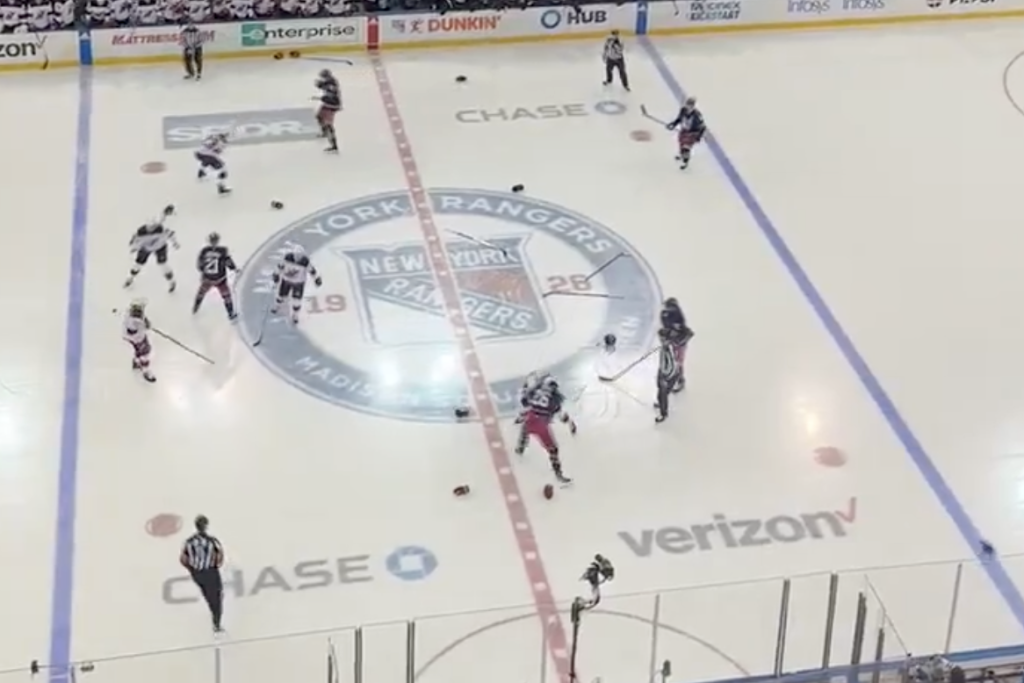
top-left (660, 297), bottom-right (694, 393)
top-left (666, 96), bottom-right (706, 170)
top-left (514, 374), bottom-right (574, 485)
top-left (192, 232), bottom-right (238, 320)
top-left (314, 69), bottom-right (341, 153)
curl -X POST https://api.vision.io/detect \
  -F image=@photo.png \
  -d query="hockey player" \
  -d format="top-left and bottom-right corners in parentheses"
top-left (660, 297), bottom-right (694, 392)
top-left (272, 246), bottom-right (322, 325)
top-left (123, 299), bottom-right (156, 383)
top-left (666, 96), bottom-right (706, 170)
top-left (517, 373), bottom-right (578, 435)
top-left (514, 374), bottom-right (572, 485)
top-left (313, 69), bottom-right (341, 153)
top-left (193, 232), bottom-right (239, 320)
top-left (125, 205), bottom-right (178, 292)
top-left (195, 131), bottom-right (231, 195)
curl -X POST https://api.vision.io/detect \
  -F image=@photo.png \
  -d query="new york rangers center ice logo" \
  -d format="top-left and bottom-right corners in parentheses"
top-left (237, 189), bottom-right (661, 422)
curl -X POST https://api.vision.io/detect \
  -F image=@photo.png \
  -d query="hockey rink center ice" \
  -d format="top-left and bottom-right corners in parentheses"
top-left (8, 5), bottom-right (1024, 683)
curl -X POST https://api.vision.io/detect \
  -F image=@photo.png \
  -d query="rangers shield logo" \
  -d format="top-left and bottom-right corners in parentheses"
top-left (337, 235), bottom-right (550, 346)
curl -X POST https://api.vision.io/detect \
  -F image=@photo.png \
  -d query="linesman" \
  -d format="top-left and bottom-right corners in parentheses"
top-left (601, 30), bottom-right (628, 91)
top-left (655, 328), bottom-right (684, 423)
top-left (180, 514), bottom-right (225, 632)
top-left (181, 21), bottom-right (205, 80)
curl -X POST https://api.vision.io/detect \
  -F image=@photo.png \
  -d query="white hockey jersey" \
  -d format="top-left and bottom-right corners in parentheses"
top-left (130, 221), bottom-right (177, 254)
top-left (123, 312), bottom-right (149, 344)
top-left (277, 252), bottom-right (319, 284)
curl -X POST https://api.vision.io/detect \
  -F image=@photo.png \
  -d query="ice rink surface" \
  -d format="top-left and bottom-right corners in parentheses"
top-left (6, 16), bottom-right (1024, 683)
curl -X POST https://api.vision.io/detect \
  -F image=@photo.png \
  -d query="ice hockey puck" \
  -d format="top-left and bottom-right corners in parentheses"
top-left (511, 184), bottom-right (524, 193)
top-left (271, 200), bottom-right (284, 210)
top-left (456, 75), bottom-right (467, 83)
top-left (543, 484), bottom-right (554, 499)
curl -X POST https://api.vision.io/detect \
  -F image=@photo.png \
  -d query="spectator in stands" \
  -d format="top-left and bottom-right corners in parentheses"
top-left (0, 0), bottom-right (603, 33)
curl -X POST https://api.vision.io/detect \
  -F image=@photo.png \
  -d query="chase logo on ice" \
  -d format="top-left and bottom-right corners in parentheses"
top-left (236, 189), bottom-right (661, 423)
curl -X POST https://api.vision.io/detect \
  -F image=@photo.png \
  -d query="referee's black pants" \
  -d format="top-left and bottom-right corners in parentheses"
top-left (604, 58), bottom-right (628, 89)
top-left (184, 46), bottom-right (203, 78)
top-left (189, 567), bottom-right (223, 629)
top-left (656, 371), bottom-right (680, 418)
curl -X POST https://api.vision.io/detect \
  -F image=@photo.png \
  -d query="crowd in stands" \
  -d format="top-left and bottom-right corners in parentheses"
top-left (0, 0), bottom-right (596, 32)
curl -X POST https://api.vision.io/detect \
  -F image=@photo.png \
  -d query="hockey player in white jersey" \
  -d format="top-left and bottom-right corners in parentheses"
top-left (123, 299), bottom-right (156, 383)
top-left (271, 247), bottom-right (322, 324)
top-left (125, 205), bottom-right (179, 292)
top-left (195, 131), bottom-right (231, 195)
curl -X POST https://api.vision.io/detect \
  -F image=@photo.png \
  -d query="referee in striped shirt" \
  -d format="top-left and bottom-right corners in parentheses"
top-left (655, 328), bottom-right (683, 423)
top-left (181, 20), bottom-right (205, 81)
top-left (601, 30), bottom-right (629, 91)
top-left (180, 515), bottom-right (225, 632)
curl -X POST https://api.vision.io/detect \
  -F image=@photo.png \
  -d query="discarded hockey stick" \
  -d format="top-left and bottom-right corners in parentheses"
top-left (584, 251), bottom-right (627, 284)
top-left (251, 297), bottom-right (276, 348)
top-left (298, 56), bottom-right (356, 66)
top-left (597, 346), bottom-right (658, 382)
top-left (640, 105), bottom-right (671, 128)
top-left (542, 252), bottom-right (628, 298)
top-left (444, 229), bottom-right (511, 258)
top-left (545, 291), bottom-right (624, 300)
top-left (150, 327), bottom-right (215, 365)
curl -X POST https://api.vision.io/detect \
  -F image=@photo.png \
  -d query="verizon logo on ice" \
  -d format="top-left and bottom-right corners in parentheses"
top-left (620, 497), bottom-right (857, 557)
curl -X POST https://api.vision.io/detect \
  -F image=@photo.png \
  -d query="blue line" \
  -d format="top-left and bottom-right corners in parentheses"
top-left (638, 35), bottom-right (1024, 631)
top-left (48, 64), bottom-right (92, 681)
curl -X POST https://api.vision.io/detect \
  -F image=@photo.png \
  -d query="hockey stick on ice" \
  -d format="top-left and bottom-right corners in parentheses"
top-left (640, 104), bottom-right (671, 127)
top-left (542, 251), bottom-right (627, 298)
top-left (251, 299), bottom-right (273, 348)
top-left (298, 56), bottom-right (355, 66)
top-left (151, 327), bottom-right (215, 365)
top-left (544, 291), bottom-right (623, 300)
top-left (444, 229), bottom-right (511, 258)
top-left (584, 251), bottom-right (627, 283)
top-left (597, 346), bottom-right (658, 382)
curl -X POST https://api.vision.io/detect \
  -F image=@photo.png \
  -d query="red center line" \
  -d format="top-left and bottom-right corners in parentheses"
top-left (370, 53), bottom-right (574, 682)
